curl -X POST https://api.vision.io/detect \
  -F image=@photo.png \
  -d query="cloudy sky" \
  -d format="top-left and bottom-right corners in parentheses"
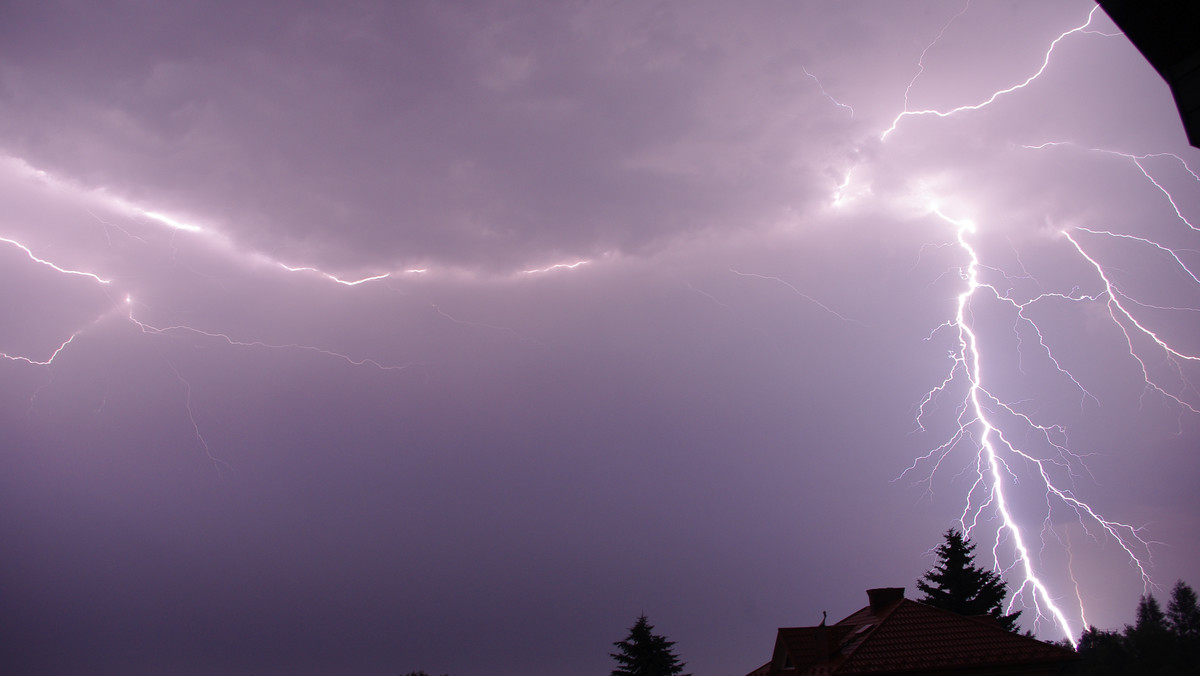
top-left (2, 1), bottom-right (1198, 674)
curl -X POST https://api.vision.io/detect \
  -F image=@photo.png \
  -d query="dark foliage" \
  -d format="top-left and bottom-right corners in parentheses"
top-left (916, 528), bottom-right (1022, 631)
top-left (1075, 626), bottom-right (1132, 676)
top-left (1167, 580), bottom-right (1200, 640)
top-left (1125, 595), bottom-right (1174, 673)
top-left (611, 614), bottom-right (690, 676)
top-left (1073, 580), bottom-right (1200, 675)
top-left (1168, 580), bottom-right (1200, 671)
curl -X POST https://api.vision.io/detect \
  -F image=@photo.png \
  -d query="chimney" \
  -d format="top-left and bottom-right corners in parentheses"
top-left (866, 587), bottom-right (905, 614)
top-left (814, 624), bottom-right (838, 661)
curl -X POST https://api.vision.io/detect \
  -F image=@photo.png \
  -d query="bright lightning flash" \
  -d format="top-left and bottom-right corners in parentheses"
top-left (885, 3), bottom-right (1200, 645)
top-left (3, 1), bottom-right (1195, 651)
top-left (906, 205), bottom-right (1165, 644)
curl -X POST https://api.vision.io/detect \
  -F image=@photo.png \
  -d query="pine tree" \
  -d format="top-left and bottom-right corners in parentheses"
top-left (1076, 625), bottom-right (1132, 676)
top-left (1166, 580), bottom-right (1200, 639)
top-left (1074, 580), bottom-right (1200, 675)
top-left (1166, 580), bottom-right (1200, 671)
top-left (1124, 594), bottom-right (1172, 673)
top-left (916, 528), bottom-right (1021, 632)
top-left (610, 615), bottom-right (689, 676)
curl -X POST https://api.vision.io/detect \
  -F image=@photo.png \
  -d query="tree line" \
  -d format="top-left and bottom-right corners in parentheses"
top-left (604, 529), bottom-right (1200, 676)
top-left (912, 529), bottom-right (1200, 674)
top-left (401, 529), bottom-right (1199, 676)
top-left (1072, 580), bottom-right (1200, 675)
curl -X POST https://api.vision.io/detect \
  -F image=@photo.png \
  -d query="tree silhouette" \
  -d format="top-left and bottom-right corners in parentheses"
top-left (1166, 580), bottom-right (1200, 639)
top-left (1124, 594), bottom-right (1172, 673)
top-left (1167, 580), bottom-right (1200, 671)
top-left (1076, 626), bottom-right (1131, 676)
top-left (1074, 580), bottom-right (1200, 675)
top-left (916, 528), bottom-right (1021, 632)
top-left (610, 614), bottom-right (689, 676)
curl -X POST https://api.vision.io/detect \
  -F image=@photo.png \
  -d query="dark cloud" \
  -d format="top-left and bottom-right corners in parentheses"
top-left (1, 2), bottom-right (1198, 675)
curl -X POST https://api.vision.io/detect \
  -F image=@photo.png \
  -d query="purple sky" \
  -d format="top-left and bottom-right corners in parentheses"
top-left (2, 2), bottom-right (1199, 674)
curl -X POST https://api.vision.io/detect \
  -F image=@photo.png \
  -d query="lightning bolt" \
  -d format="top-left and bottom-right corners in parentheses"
top-left (124, 299), bottom-right (416, 373)
top-left (882, 3), bottom-right (1200, 645)
top-left (729, 268), bottom-right (854, 323)
top-left (803, 67), bottom-right (855, 118)
top-left (1022, 142), bottom-right (1199, 232)
top-left (1021, 143), bottom-right (1200, 419)
top-left (156, 348), bottom-right (237, 481)
top-left (1, 330), bottom-right (84, 367)
top-left (901, 0), bottom-right (972, 114)
top-left (881, 5), bottom-right (1109, 140)
top-left (0, 235), bottom-right (111, 284)
top-left (275, 263), bottom-right (393, 286)
top-left (830, 167), bottom-right (863, 208)
top-left (906, 206), bottom-right (1163, 643)
top-left (523, 259), bottom-right (590, 274)
top-left (1063, 229), bottom-right (1200, 415)
top-left (2, 268), bottom-right (418, 478)
top-left (2, 141), bottom-right (575, 480)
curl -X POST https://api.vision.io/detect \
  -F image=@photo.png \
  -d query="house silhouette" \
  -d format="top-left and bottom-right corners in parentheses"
top-left (745, 588), bottom-right (1077, 676)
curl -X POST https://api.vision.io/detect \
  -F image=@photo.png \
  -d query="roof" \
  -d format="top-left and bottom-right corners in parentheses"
top-left (753, 588), bottom-right (1077, 676)
top-left (1098, 0), bottom-right (1200, 148)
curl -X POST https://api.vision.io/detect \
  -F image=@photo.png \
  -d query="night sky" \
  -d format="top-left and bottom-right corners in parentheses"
top-left (2, 2), bottom-right (1198, 675)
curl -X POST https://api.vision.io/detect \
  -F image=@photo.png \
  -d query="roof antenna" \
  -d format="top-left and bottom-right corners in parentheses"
top-left (819, 610), bottom-right (827, 627)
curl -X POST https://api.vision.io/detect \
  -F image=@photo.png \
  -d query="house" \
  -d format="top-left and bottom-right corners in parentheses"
top-left (745, 588), bottom-right (1078, 676)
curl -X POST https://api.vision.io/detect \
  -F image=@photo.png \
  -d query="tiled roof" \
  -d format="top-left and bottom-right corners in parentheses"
top-left (755, 589), bottom-right (1077, 676)
top-left (833, 598), bottom-right (1076, 674)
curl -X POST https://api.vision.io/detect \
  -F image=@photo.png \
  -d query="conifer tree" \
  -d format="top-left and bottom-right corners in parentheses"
top-left (610, 615), bottom-right (689, 676)
top-left (1074, 579), bottom-right (1200, 675)
top-left (1166, 579), bottom-right (1200, 639)
top-left (1076, 626), bottom-right (1131, 676)
top-left (1166, 580), bottom-right (1200, 670)
top-left (916, 528), bottom-right (1021, 632)
top-left (1124, 595), bottom-right (1172, 673)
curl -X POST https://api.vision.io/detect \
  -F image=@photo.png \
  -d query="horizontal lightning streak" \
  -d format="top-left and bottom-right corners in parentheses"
top-left (126, 302), bottom-right (414, 372)
top-left (276, 263), bottom-right (392, 286)
top-left (0, 235), bottom-right (111, 284)
top-left (137, 208), bottom-right (204, 233)
top-left (729, 268), bottom-right (854, 322)
top-left (0, 173), bottom-right (438, 480)
top-left (523, 260), bottom-right (589, 274)
top-left (2, 156), bottom-right (550, 380)
top-left (1, 332), bottom-right (82, 366)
